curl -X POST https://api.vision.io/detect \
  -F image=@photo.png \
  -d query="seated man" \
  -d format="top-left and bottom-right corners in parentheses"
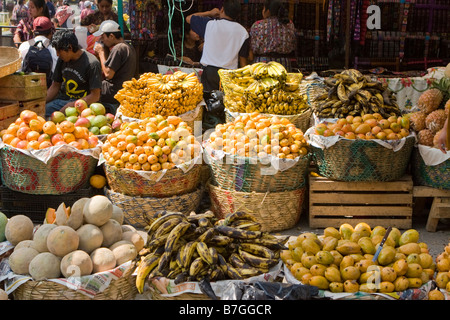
top-left (45, 29), bottom-right (102, 118)
top-left (93, 20), bottom-right (137, 114)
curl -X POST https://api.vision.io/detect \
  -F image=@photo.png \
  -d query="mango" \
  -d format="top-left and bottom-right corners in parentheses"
top-left (330, 250), bottom-right (343, 266)
top-left (380, 267), bottom-right (397, 282)
top-left (343, 280), bottom-right (359, 293)
top-left (420, 271), bottom-right (430, 285)
top-left (371, 235), bottom-right (383, 246)
top-left (354, 222), bottom-right (372, 238)
top-left (280, 250), bottom-right (292, 263)
top-left (392, 258), bottom-right (408, 276)
top-left (301, 254), bottom-right (317, 269)
top-left (377, 246), bottom-right (396, 266)
top-left (340, 255), bottom-right (355, 270)
top-left (394, 252), bottom-right (406, 261)
top-left (407, 277), bottom-right (422, 288)
top-left (324, 267), bottom-right (342, 283)
top-left (349, 253), bottom-right (364, 263)
top-left (423, 268), bottom-right (434, 280)
top-left (323, 227), bottom-right (341, 240)
top-left (349, 232), bottom-right (364, 243)
top-left (435, 272), bottom-right (450, 289)
top-left (297, 232), bottom-right (319, 244)
top-left (359, 283), bottom-right (377, 293)
top-left (341, 266), bottom-right (360, 281)
top-left (358, 237), bottom-right (376, 255)
top-left (310, 264), bottom-right (327, 277)
top-left (336, 242), bottom-right (361, 255)
top-left (428, 289), bottom-right (445, 300)
top-left (291, 247), bottom-right (304, 262)
top-left (393, 276), bottom-right (409, 292)
top-left (339, 223), bottom-right (354, 240)
top-left (301, 238), bottom-right (321, 255)
top-left (329, 282), bottom-right (344, 293)
top-left (388, 227), bottom-right (402, 247)
top-left (398, 243), bottom-right (421, 255)
top-left (355, 259), bottom-right (376, 273)
top-left (315, 251), bottom-right (334, 265)
top-left (405, 263), bottom-right (423, 278)
top-left (406, 253), bottom-right (421, 265)
top-left (378, 281), bottom-right (395, 293)
top-left (301, 273), bottom-right (313, 285)
top-left (322, 237), bottom-right (338, 251)
top-left (309, 275), bottom-right (329, 290)
top-left (398, 229), bottom-right (419, 246)
top-left (292, 266), bottom-right (311, 281)
top-left (359, 270), bottom-right (378, 284)
top-left (370, 226), bottom-right (386, 238)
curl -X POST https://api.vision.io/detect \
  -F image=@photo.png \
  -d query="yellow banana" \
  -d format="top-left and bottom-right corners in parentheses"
top-left (196, 241), bottom-right (214, 265)
top-left (135, 253), bottom-right (161, 294)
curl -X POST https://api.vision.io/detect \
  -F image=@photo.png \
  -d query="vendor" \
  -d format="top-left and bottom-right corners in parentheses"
top-left (173, 23), bottom-right (203, 67)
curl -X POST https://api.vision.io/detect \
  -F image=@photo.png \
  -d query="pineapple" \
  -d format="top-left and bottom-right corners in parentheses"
top-left (409, 111), bottom-right (427, 132)
top-left (445, 99), bottom-right (450, 117)
top-left (417, 89), bottom-right (443, 114)
top-left (425, 109), bottom-right (446, 133)
top-left (418, 129), bottom-right (434, 146)
top-left (433, 129), bottom-right (444, 148)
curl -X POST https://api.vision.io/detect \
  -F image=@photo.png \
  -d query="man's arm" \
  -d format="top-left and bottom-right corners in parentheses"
top-left (46, 81), bottom-right (61, 103)
top-left (95, 44), bottom-right (115, 80)
top-left (186, 8), bottom-right (220, 24)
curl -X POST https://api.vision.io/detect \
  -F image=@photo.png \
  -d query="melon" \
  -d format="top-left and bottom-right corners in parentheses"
top-left (0, 289), bottom-right (7, 300)
top-left (46, 226), bottom-right (80, 257)
top-left (111, 242), bottom-right (137, 266)
top-left (55, 199), bottom-right (85, 230)
top-left (44, 208), bottom-right (56, 224)
top-left (8, 247), bottom-right (39, 275)
top-left (136, 230), bottom-right (148, 246)
top-left (28, 252), bottom-right (61, 280)
top-left (5, 215), bottom-right (34, 246)
top-left (111, 205), bottom-right (124, 225)
top-left (33, 224), bottom-right (57, 252)
top-left (122, 231), bottom-right (145, 252)
top-left (121, 225), bottom-right (136, 233)
top-left (0, 211), bottom-right (8, 242)
top-left (100, 219), bottom-right (123, 247)
top-left (76, 224), bottom-right (103, 254)
top-left (90, 247), bottom-right (116, 273)
top-left (13, 239), bottom-right (35, 252)
top-left (60, 250), bottom-right (93, 278)
top-left (83, 195), bottom-right (113, 227)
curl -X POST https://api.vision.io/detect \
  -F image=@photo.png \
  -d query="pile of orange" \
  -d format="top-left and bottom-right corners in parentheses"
top-left (313, 113), bottom-right (411, 140)
top-left (208, 112), bottom-right (309, 159)
top-left (0, 110), bottom-right (99, 150)
top-left (101, 115), bottom-right (201, 171)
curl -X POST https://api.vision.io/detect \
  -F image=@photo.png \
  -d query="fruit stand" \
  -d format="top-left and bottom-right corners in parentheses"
top-left (0, 48), bottom-right (449, 302)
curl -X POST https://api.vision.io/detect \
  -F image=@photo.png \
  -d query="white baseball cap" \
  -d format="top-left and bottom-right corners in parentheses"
top-left (93, 20), bottom-right (121, 36)
top-left (84, 1), bottom-right (92, 7)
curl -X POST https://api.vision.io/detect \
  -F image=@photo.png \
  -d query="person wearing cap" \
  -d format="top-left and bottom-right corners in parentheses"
top-left (80, 1), bottom-right (95, 20)
top-left (18, 16), bottom-right (58, 76)
top-left (93, 20), bottom-right (136, 114)
top-left (45, 29), bottom-right (102, 118)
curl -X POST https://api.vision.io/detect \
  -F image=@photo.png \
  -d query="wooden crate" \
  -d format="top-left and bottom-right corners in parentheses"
top-left (0, 101), bottom-right (19, 121)
top-left (0, 73), bottom-right (47, 101)
top-left (413, 186), bottom-right (450, 232)
top-left (0, 98), bottom-right (45, 130)
top-left (19, 99), bottom-right (45, 117)
top-left (309, 175), bottom-right (413, 229)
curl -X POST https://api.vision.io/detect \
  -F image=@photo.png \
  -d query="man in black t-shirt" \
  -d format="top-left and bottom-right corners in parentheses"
top-left (45, 29), bottom-right (102, 118)
top-left (93, 20), bottom-right (137, 114)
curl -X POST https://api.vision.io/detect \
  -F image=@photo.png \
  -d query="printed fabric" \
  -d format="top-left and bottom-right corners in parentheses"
top-left (249, 16), bottom-right (296, 56)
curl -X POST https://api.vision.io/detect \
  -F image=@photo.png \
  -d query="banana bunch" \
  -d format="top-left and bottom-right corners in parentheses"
top-left (313, 69), bottom-right (401, 119)
top-left (115, 71), bottom-right (203, 119)
top-left (134, 211), bottom-right (288, 294)
top-left (219, 62), bottom-right (308, 116)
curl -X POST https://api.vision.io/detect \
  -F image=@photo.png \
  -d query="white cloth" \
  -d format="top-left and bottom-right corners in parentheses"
top-left (200, 19), bottom-right (248, 70)
top-left (18, 35), bottom-right (58, 73)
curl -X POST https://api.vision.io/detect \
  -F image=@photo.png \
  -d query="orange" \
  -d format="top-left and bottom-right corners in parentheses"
top-left (29, 119), bottom-right (43, 132)
top-left (43, 121), bottom-right (57, 135)
top-left (63, 133), bottom-right (76, 143)
top-left (26, 130), bottom-right (40, 141)
top-left (59, 120), bottom-right (75, 133)
top-left (1, 133), bottom-right (15, 144)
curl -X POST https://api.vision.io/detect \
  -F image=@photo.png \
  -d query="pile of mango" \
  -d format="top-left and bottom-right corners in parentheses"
top-left (281, 223), bottom-right (436, 293)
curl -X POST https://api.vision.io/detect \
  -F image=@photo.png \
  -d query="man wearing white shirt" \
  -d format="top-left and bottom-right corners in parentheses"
top-left (18, 16), bottom-right (58, 87)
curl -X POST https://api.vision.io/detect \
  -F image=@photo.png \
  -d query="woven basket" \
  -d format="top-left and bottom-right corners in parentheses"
top-left (105, 186), bottom-right (203, 228)
top-left (13, 269), bottom-right (137, 300)
top-left (224, 108), bottom-right (312, 134)
top-left (204, 145), bottom-right (310, 193)
top-left (0, 145), bottom-right (98, 195)
top-left (0, 47), bottom-right (22, 78)
top-left (104, 162), bottom-right (201, 197)
top-left (207, 181), bottom-right (306, 232)
top-left (311, 136), bottom-right (415, 182)
top-left (411, 147), bottom-right (450, 190)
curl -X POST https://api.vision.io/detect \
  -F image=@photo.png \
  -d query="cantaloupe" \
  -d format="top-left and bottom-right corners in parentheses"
top-left (109, 240), bottom-right (133, 250)
top-left (5, 215), bottom-right (34, 246)
top-left (33, 224), bottom-right (57, 252)
top-left (111, 205), bottom-right (124, 225)
top-left (111, 242), bottom-right (137, 266)
top-left (46, 226), bottom-right (80, 257)
top-left (44, 208), bottom-right (56, 224)
top-left (8, 247), bottom-right (39, 275)
top-left (100, 219), bottom-right (123, 247)
top-left (90, 247), bottom-right (116, 273)
top-left (76, 224), bottom-right (103, 254)
top-left (60, 250), bottom-right (93, 278)
top-left (121, 225), bottom-right (136, 233)
top-left (13, 239), bottom-right (35, 252)
top-left (136, 230), bottom-right (148, 246)
top-left (83, 196), bottom-right (113, 227)
top-left (55, 199), bottom-right (86, 230)
top-left (28, 252), bottom-right (61, 280)
top-left (122, 231), bottom-right (145, 252)
top-left (0, 211), bottom-right (8, 242)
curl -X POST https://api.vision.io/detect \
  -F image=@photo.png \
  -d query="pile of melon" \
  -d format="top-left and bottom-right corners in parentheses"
top-left (4, 195), bottom-right (146, 281)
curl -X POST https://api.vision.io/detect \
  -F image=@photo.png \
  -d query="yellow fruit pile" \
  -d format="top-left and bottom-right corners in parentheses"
top-left (434, 241), bottom-right (450, 292)
top-left (313, 113), bottom-right (411, 140)
top-left (114, 71), bottom-right (203, 119)
top-left (282, 223), bottom-right (435, 293)
top-left (208, 113), bottom-right (309, 159)
top-left (101, 115), bottom-right (201, 171)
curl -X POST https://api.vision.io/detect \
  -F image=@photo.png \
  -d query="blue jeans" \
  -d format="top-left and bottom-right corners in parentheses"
top-left (45, 98), bottom-right (75, 118)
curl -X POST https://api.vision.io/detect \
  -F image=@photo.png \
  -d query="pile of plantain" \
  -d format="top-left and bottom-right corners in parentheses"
top-left (219, 61), bottom-right (309, 116)
top-left (313, 69), bottom-right (401, 119)
top-left (134, 210), bottom-right (288, 294)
